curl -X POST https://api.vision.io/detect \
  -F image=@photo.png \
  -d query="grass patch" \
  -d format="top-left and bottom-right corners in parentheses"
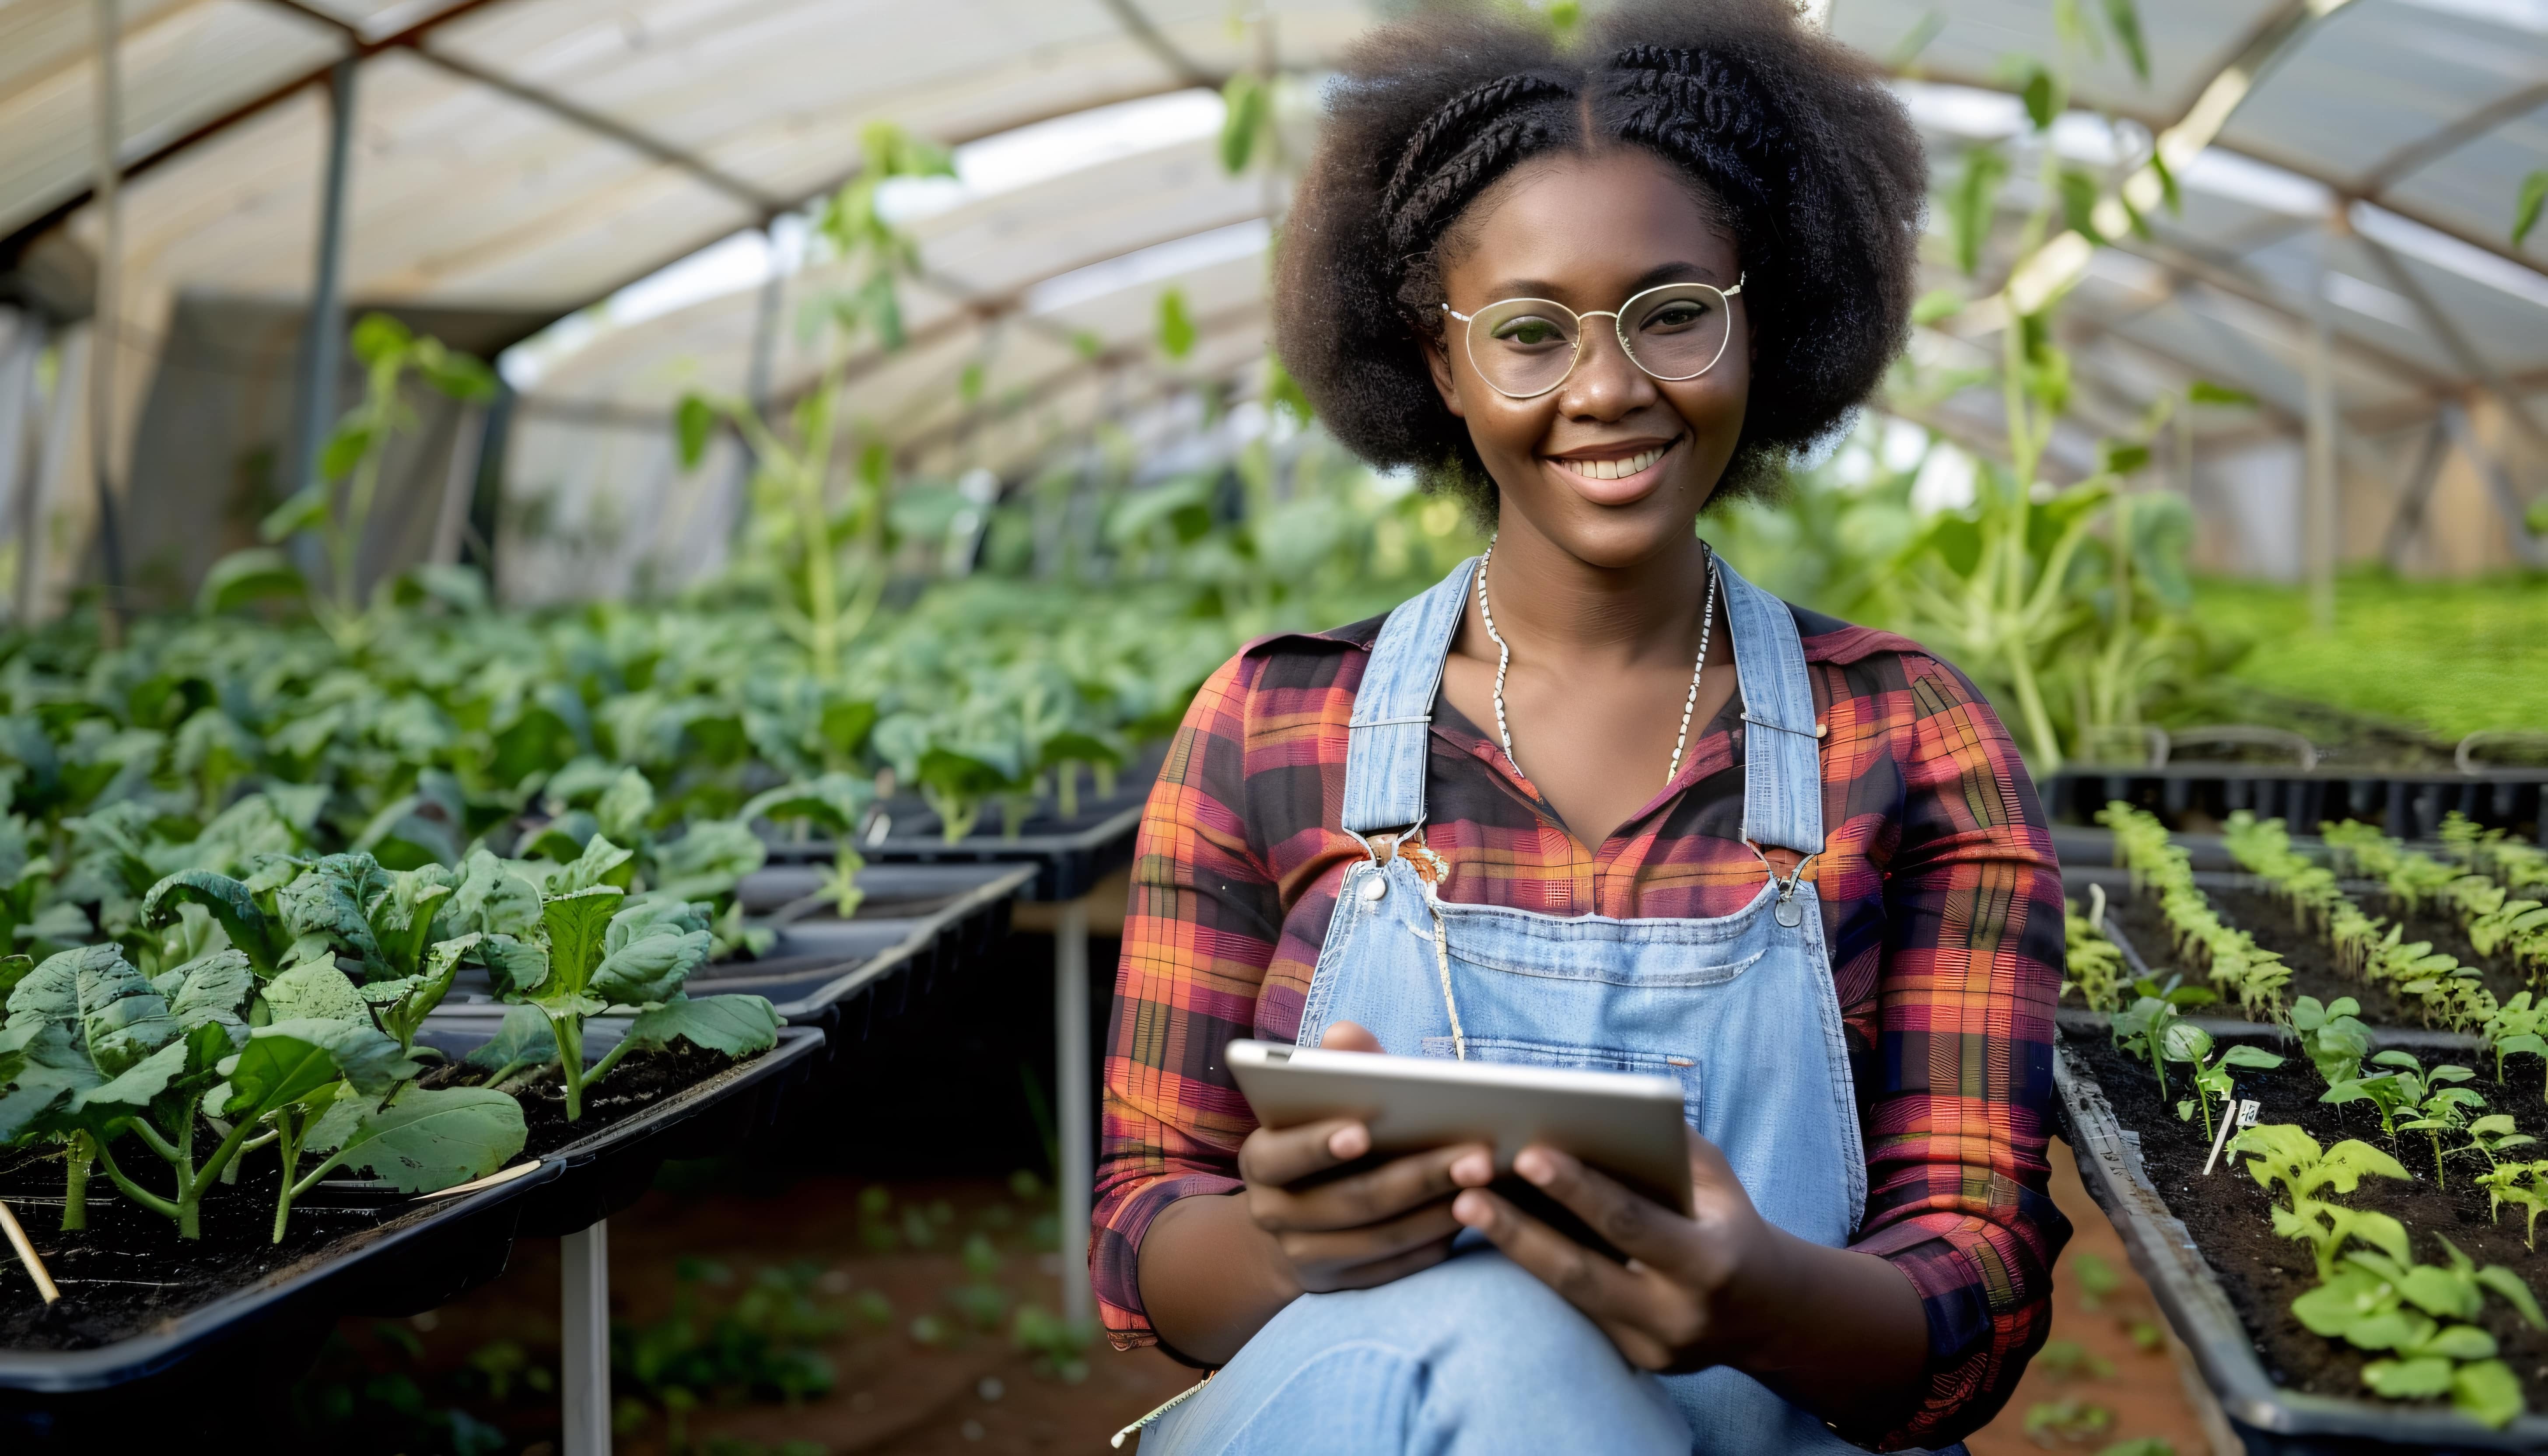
top-left (2195, 573), bottom-right (2548, 742)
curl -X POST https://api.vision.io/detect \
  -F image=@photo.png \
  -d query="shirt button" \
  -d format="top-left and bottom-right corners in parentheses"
top-left (1360, 874), bottom-right (1388, 902)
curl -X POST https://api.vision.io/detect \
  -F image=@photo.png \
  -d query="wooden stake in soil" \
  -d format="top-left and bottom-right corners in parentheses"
top-left (0, 1197), bottom-right (60, 1303)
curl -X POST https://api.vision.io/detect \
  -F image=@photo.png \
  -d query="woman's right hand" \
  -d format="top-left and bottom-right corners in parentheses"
top-left (1234, 1021), bottom-right (1493, 1294)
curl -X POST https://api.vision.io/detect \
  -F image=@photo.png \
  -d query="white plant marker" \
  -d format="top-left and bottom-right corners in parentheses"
top-left (2203, 1097), bottom-right (2263, 1177)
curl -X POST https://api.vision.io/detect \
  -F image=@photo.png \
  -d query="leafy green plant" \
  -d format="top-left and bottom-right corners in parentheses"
top-left (2231, 1123), bottom-right (2412, 1282)
top-left (488, 874), bottom-right (780, 1120)
top-left (2159, 1022), bottom-right (2283, 1141)
top-left (2476, 1160), bottom-right (2548, 1250)
top-left (2102, 803), bottom-right (2289, 1016)
top-left (2484, 992), bottom-right (2548, 1096)
top-left (208, 315), bottom-right (497, 649)
top-left (2289, 995), bottom-right (2371, 1088)
top-left (2290, 1236), bottom-right (2543, 1428)
top-left (2324, 1049), bottom-right (2481, 1154)
top-left (2065, 892), bottom-right (2128, 1012)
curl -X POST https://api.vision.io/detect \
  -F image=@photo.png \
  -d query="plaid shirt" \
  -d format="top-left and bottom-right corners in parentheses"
top-left (1094, 600), bottom-right (2069, 1449)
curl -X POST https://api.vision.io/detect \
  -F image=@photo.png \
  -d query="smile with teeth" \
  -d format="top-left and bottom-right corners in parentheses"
top-left (1554, 439), bottom-right (1675, 480)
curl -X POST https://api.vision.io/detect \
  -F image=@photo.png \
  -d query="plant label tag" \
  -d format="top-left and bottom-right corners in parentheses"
top-left (2201, 1092), bottom-right (2244, 1177)
top-left (2235, 1099), bottom-right (2261, 1129)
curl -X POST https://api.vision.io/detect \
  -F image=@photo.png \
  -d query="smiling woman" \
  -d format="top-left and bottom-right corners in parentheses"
top-left (1096, 5), bottom-right (2067, 1456)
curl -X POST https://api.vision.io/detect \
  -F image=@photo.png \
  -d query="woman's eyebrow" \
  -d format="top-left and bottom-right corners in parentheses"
top-left (1474, 262), bottom-right (1729, 301)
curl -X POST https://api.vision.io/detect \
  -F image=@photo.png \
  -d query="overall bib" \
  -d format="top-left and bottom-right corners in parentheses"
top-left (1144, 556), bottom-right (1876, 1455)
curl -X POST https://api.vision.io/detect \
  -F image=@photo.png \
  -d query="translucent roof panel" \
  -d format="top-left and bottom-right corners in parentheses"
top-left (0, 0), bottom-right (340, 236)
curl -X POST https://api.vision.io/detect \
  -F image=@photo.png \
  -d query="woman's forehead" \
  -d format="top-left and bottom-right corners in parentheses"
top-left (1443, 151), bottom-right (1739, 298)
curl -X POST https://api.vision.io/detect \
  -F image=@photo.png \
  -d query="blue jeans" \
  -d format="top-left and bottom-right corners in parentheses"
top-left (1140, 1248), bottom-right (1689, 1456)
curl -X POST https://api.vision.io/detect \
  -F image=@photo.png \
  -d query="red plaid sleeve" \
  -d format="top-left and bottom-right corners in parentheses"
top-left (1091, 650), bottom-right (1284, 1349)
top-left (1847, 656), bottom-right (2070, 1449)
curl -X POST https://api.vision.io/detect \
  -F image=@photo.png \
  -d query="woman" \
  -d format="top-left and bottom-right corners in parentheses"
top-left (1094, 4), bottom-right (2068, 1452)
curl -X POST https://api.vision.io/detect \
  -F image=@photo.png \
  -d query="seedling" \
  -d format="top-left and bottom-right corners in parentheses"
top-left (2065, 893), bottom-right (2127, 1013)
top-left (2160, 1023), bottom-right (2284, 1141)
top-left (2110, 973), bottom-right (2215, 1096)
top-left (2102, 805), bottom-right (2290, 1017)
top-left (2482, 992), bottom-right (2548, 1094)
top-left (2231, 1124), bottom-right (2412, 1281)
top-left (2289, 995), bottom-right (2370, 1088)
top-left (2322, 1050), bottom-right (2476, 1142)
top-left (2290, 1236), bottom-right (2545, 1428)
top-left (2476, 1161), bottom-right (2548, 1250)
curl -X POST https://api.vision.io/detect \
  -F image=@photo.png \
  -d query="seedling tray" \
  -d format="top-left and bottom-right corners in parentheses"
top-left (2045, 766), bottom-right (2548, 845)
top-left (2057, 1039), bottom-right (2548, 1452)
top-left (0, 1150), bottom-right (562, 1441)
top-left (2058, 861), bottom-right (2531, 1034)
top-left (410, 1019), bottom-right (825, 1239)
top-left (760, 754), bottom-right (1162, 901)
top-left (432, 863), bottom-right (1029, 1046)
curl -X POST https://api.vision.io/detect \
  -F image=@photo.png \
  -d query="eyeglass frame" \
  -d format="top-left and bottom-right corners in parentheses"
top-left (1438, 275), bottom-right (1747, 400)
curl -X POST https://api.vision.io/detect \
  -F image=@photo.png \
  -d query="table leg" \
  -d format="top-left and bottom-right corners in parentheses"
top-left (562, 1219), bottom-right (612, 1456)
top-left (1056, 898), bottom-right (1093, 1328)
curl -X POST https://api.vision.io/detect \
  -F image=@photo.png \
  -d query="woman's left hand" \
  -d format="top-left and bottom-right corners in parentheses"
top-left (1446, 1130), bottom-right (1928, 1429)
top-left (1444, 1128), bottom-right (1779, 1374)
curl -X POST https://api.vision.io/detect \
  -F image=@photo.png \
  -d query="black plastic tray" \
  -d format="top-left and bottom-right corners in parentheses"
top-left (760, 755), bottom-right (1161, 901)
top-left (410, 1019), bottom-right (825, 1239)
top-left (0, 1150), bottom-right (563, 1441)
top-left (2045, 766), bottom-right (2548, 845)
top-left (431, 863), bottom-right (1028, 1049)
top-left (2056, 1041), bottom-right (2548, 1452)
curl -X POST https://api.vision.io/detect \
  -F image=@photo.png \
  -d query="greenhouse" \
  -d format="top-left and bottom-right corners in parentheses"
top-left (0, 0), bottom-right (2545, 1450)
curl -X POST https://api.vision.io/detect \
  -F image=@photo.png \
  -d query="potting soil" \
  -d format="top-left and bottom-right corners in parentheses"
top-left (2089, 881), bottom-right (2529, 1029)
top-left (2070, 1033), bottom-right (2548, 1409)
top-left (0, 1044), bottom-right (755, 1352)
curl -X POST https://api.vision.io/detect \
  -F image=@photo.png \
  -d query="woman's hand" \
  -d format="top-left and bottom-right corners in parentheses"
top-left (1236, 1021), bottom-right (1493, 1295)
top-left (1446, 1128), bottom-right (1928, 1434)
top-left (1136, 1022), bottom-right (1493, 1365)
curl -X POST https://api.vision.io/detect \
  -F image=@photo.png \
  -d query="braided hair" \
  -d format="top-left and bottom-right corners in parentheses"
top-left (1274, 0), bottom-right (1925, 517)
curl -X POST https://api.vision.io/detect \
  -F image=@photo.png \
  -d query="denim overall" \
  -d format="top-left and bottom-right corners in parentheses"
top-left (1142, 556), bottom-right (1873, 1456)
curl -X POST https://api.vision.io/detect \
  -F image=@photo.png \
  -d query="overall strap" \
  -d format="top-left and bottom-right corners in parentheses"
top-left (1716, 555), bottom-right (1826, 856)
top-left (1340, 556), bottom-right (1478, 838)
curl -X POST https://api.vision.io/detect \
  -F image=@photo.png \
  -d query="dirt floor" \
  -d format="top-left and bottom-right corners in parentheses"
top-left (289, 1139), bottom-right (2220, 1455)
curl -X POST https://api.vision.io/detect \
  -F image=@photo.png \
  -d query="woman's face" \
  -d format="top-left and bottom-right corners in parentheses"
top-left (1426, 148), bottom-right (1749, 569)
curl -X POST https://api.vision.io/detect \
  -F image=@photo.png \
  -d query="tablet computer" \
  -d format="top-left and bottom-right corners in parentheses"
top-left (1226, 1040), bottom-right (1694, 1218)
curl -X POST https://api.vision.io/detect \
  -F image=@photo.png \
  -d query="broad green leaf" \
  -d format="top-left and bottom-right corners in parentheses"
top-left (2362, 1357), bottom-right (2454, 1400)
top-left (2220, 1046), bottom-right (2285, 1070)
top-left (258, 489), bottom-right (331, 545)
top-left (5, 943), bottom-right (109, 1028)
top-left (539, 885), bottom-right (626, 1004)
top-left (448, 850), bottom-right (543, 938)
top-left (144, 869), bottom-right (280, 972)
top-left (0, 955), bottom-right (30, 1003)
top-left (2419, 1324), bottom-right (2498, 1361)
top-left (2516, 170), bottom-right (2548, 248)
top-left (2477, 1266), bottom-right (2547, 1329)
top-left (319, 1085), bottom-right (527, 1193)
top-left (217, 1018), bottom-right (412, 1116)
top-left (318, 422), bottom-right (376, 483)
top-left (2187, 379), bottom-right (2254, 408)
top-left (262, 960), bottom-right (370, 1024)
top-left (1156, 287), bottom-right (1196, 361)
top-left (198, 548), bottom-right (311, 612)
top-left (277, 854), bottom-right (393, 969)
top-left (1952, 145), bottom-right (2009, 276)
top-left (1218, 73), bottom-right (1267, 175)
top-left (620, 994), bottom-right (780, 1057)
top-left (464, 1003), bottom-right (558, 1072)
top-left (741, 774), bottom-right (874, 836)
top-left (543, 835), bottom-right (635, 894)
top-left (2021, 66), bottom-right (2060, 130)
top-left (649, 820), bottom-right (766, 902)
top-left (74, 1033), bottom-right (187, 1113)
top-left (2102, 0), bottom-right (2148, 79)
top-left (676, 393), bottom-right (718, 470)
top-left (350, 311), bottom-right (412, 365)
top-left (595, 768), bottom-right (655, 845)
top-left (476, 933), bottom-right (551, 998)
top-left (2454, 1358), bottom-right (2527, 1428)
top-left (77, 949), bottom-right (176, 1076)
top-left (164, 950), bottom-right (254, 1037)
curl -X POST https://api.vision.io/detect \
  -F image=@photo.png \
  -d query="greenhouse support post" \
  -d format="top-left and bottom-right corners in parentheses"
top-left (2302, 217), bottom-right (2338, 632)
top-left (290, 57), bottom-right (359, 517)
top-left (563, 1219), bottom-right (612, 1456)
top-left (1057, 898), bottom-right (1093, 1327)
top-left (87, 0), bottom-right (127, 635)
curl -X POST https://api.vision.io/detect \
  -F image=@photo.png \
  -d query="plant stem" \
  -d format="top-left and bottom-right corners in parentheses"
top-left (92, 1140), bottom-right (181, 1223)
top-left (584, 1032), bottom-right (640, 1089)
top-left (60, 1133), bottom-right (93, 1231)
top-left (548, 1012), bottom-right (588, 1120)
top-left (271, 1114), bottom-right (304, 1244)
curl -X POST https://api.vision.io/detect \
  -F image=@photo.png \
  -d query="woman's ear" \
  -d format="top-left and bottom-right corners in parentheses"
top-left (1424, 339), bottom-right (1468, 420)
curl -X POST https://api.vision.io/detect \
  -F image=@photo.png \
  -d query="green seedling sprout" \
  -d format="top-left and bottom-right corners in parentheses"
top-left (2289, 995), bottom-right (2370, 1088)
top-left (2160, 1022), bottom-right (2284, 1141)
top-left (2322, 1049), bottom-right (2476, 1143)
top-left (2482, 992), bottom-right (2548, 1095)
top-left (2476, 1161), bottom-right (2548, 1250)
top-left (2231, 1124), bottom-right (2412, 1282)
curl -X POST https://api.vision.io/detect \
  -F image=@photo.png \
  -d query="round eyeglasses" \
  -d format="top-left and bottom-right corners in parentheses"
top-left (1440, 277), bottom-right (1745, 400)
